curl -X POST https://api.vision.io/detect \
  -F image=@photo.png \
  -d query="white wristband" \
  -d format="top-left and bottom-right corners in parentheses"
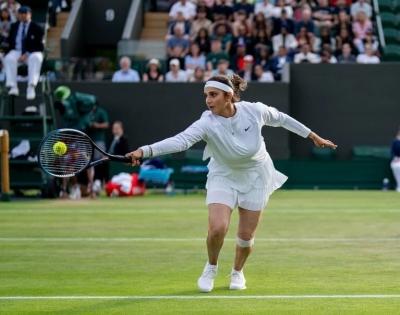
top-left (139, 145), bottom-right (153, 158)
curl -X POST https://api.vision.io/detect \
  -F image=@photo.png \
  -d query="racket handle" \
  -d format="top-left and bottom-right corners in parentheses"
top-left (109, 155), bottom-right (132, 163)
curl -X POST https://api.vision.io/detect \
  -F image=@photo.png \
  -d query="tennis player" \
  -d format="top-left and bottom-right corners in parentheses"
top-left (126, 74), bottom-right (337, 292)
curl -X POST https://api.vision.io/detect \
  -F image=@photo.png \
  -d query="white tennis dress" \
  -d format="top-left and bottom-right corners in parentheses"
top-left (140, 101), bottom-right (311, 209)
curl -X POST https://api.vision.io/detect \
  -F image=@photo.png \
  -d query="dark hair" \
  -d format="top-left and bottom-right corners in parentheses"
top-left (207, 74), bottom-right (247, 102)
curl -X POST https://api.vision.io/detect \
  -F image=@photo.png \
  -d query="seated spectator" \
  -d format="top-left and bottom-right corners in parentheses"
top-left (190, 6), bottom-right (212, 40)
top-left (167, 25), bottom-right (190, 57)
top-left (211, 58), bottom-right (234, 76)
top-left (238, 54), bottom-right (254, 81)
top-left (333, 0), bottom-right (350, 16)
top-left (185, 42), bottom-right (206, 74)
top-left (320, 48), bottom-right (337, 63)
top-left (356, 43), bottom-right (380, 64)
top-left (296, 26), bottom-right (316, 50)
top-left (316, 26), bottom-right (335, 52)
top-left (112, 56), bottom-right (140, 82)
top-left (356, 29), bottom-right (379, 54)
top-left (295, 7), bottom-right (315, 35)
top-left (231, 24), bottom-right (253, 54)
top-left (252, 12), bottom-right (267, 35)
top-left (255, 45), bottom-right (273, 71)
top-left (272, 0), bottom-right (294, 19)
top-left (230, 43), bottom-right (246, 72)
top-left (294, 43), bottom-right (320, 63)
top-left (231, 9), bottom-right (250, 37)
top-left (233, 0), bottom-right (254, 19)
top-left (206, 38), bottom-right (229, 70)
top-left (255, 0), bottom-right (275, 19)
top-left (167, 45), bottom-right (186, 68)
top-left (167, 11), bottom-right (191, 40)
top-left (350, 0), bottom-right (372, 19)
top-left (335, 27), bottom-right (357, 56)
top-left (312, 0), bottom-right (335, 29)
top-left (272, 24), bottom-right (298, 54)
top-left (4, 6), bottom-right (43, 100)
top-left (211, 22), bottom-right (232, 53)
top-left (273, 9), bottom-right (295, 35)
top-left (333, 9), bottom-right (352, 36)
top-left (194, 27), bottom-right (211, 54)
top-left (253, 64), bottom-right (275, 82)
top-left (142, 58), bottom-right (164, 82)
top-left (352, 11), bottom-right (372, 45)
top-left (188, 66), bottom-right (206, 82)
top-left (1, 0), bottom-right (20, 22)
top-left (253, 28), bottom-right (273, 54)
top-left (165, 58), bottom-right (188, 82)
top-left (270, 46), bottom-right (291, 80)
top-left (337, 43), bottom-right (356, 63)
top-left (108, 121), bottom-right (129, 156)
top-left (0, 8), bottom-right (11, 51)
top-left (213, 0), bottom-right (234, 21)
top-left (169, 0), bottom-right (197, 21)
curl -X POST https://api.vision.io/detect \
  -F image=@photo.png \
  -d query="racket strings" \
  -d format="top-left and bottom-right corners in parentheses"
top-left (39, 131), bottom-right (93, 177)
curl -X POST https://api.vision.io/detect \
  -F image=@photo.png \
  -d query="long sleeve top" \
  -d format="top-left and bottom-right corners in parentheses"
top-left (140, 101), bottom-right (311, 194)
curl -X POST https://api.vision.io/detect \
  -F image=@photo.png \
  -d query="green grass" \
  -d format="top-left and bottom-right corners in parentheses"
top-left (0, 191), bottom-right (399, 314)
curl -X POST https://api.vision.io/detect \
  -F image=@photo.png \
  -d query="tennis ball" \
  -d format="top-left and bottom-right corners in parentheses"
top-left (53, 141), bottom-right (67, 156)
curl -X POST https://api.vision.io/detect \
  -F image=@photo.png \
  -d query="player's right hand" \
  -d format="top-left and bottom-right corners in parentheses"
top-left (125, 149), bottom-right (143, 166)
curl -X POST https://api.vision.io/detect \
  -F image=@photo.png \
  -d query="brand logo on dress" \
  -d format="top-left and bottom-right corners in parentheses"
top-left (244, 126), bottom-right (251, 132)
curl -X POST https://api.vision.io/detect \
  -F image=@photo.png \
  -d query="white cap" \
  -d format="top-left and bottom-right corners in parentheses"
top-left (170, 58), bottom-right (180, 66)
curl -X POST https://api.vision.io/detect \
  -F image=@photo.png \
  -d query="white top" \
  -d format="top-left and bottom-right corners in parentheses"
top-left (169, 1), bottom-right (197, 20)
top-left (356, 54), bottom-right (380, 64)
top-left (140, 101), bottom-right (311, 195)
top-left (112, 69), bottom-right (140, 82)
top-left (165, 70), bottom-right (188, 82)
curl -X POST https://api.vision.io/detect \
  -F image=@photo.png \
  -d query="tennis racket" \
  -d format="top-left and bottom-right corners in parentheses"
top-left (38, 128), bottom-right (132, 178)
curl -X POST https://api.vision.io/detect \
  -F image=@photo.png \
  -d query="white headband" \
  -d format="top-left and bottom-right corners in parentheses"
top-left (204, 80), bottom-right (234, 94)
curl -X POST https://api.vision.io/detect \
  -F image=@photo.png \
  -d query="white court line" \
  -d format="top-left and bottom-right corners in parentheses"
top-left (0, 237), bottom-right (398, 242)
top-left (1, 295), bottom-right (400, 300)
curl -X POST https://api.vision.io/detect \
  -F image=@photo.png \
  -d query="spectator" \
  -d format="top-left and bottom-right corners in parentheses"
top-left (238, 54), bottom-right (254, 81)
top-left (166, 25), bottom-right (190, 57)
top-left (295, 7), bottom-right (315, 35)
top-left (206, 39), bottom-right (229, 70)
top-left (272, 24), bottom-right (298, 54)
top-left (320, 48), bottom-right (337, 63)
top-left (333, 0), bottom-right (350, 16)
top-left (296, 26), bottom-right (315, 50)
top-left (270, 46), bottom-right (291, 80)
top-left (213, 0), bottom-right (234, 20)
top-left (252, 11), bottom-right (267, 34)
top-left (294, 43), bottom-right (320, 63)
top-left (253, 63), bottom-right (275, 82)
top-left (272, 0), bottom-right (294, 19)
top-left (231, 24), bottom-right (253, 54)
top-left (4, 6), bottom-right (44, 100)
top-left (316, 26), bottom-right (335, 52)
top-left (112, 56), bottom-right (140, 82)
top-left (333, 9), bottom-right (352, 36)
top-left (194, 27), bottom-right (211, 54)
top-left (188, 66), bottom-right (206, 82)
top-left (274, 9), bottom-right (295, 35)
top-left (165, 58), bottom-right (188, 82)
top-left (352, 11), bottom-right (372, 46)
top-left (356, 43), bottom-right (380, 63)
top-left (167, 45), bottom-right (186, 68)
top-left (255, 45), bottom-right (273, 71)
top-left (255, 0), bottom-right (275, 19)
top-left (390, 129), bottom-right (400, 192)
top-left (211, 58), bottom-right (234, 76)
top-left (190, 6), bottom-right (212, 40)
top-left (0, 8), bottom-right (11, 50)
top-left (253, 28), bottom-right (273, 55)
top-left (169, 0), bottom-right (197, 21)
top-left (312, 0), bottom-right (335, 29)
top-left (108, 121), bottom-right (129, 156)
top-left (185, 42), bottom-right (206, 73)
top-left (1, 0), bottom-right (20, 22)
top-left (142, 58), bottom-right (164, 82)
top-left (233, 0), bottom-right (254, 19)
top-left (211, 22), bottom-right (232, 53)
top-left (167, 11), bottom-right (191, 40)
top-left (231, 9), bottom-right (250, 37)
top-left (335, 27), bottom-right (357, 56)
top-left (337, 42), bottom-right (356, 63)
top-left (230, 43), bottom-right (247, 72)
top-left (350, 0), bottom-right (372, 19)
top-left (356, 29), bottom-right (379, 54)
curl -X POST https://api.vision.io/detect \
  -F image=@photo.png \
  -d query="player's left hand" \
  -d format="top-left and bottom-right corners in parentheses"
top-left (309, 132), bottom-right (337, 149)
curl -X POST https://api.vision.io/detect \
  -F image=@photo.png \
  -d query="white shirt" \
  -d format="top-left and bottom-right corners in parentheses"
top-left (165, 70), bottom-right (188, 82)
top-left (257, 71), bottom-right (275, 82)
top-left (254, 2), bottom-right (275, 19)
top-left (15, 21), bottom-right (30, 52)
top-left (112, 69), bottom-right (140, 82)
top-left (169, 1), bottom-right (197, 20)
top-left (272, 34), bottom-right (298, 53)
top-left (356, 54), bottom-right (380, 64)
top-left (294, 52), bottom-right (320, 64)
top-left (140, 101), bottom-right (311, 194)
top-left (351, 1), bottom-right (372, 18)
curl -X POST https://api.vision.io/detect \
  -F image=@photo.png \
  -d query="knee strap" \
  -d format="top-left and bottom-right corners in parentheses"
top-left (236, 237), bottom-right (254, 248)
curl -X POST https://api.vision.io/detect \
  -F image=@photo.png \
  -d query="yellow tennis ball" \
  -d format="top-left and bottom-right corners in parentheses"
top-left (53, 141), bottom-right (67, 156)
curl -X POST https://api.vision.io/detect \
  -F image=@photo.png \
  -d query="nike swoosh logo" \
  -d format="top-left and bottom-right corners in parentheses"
top-left (244, 126), bottom-right (251, 132)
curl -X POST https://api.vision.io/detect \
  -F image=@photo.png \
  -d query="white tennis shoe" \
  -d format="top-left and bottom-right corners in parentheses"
top-left (197, 262), bottom-right (218, 292)
top-left (229, 269), bottom-right (246, 290)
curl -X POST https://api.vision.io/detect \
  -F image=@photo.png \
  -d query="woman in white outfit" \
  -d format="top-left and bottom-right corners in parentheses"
top-left (390, 130), bottom-right (400, 192)
top-left (126, 74), bottom-right (337, 292)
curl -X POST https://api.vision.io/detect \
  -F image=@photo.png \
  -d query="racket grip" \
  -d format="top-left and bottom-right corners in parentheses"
top-left (110, 155), bottom-right (132, 163)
